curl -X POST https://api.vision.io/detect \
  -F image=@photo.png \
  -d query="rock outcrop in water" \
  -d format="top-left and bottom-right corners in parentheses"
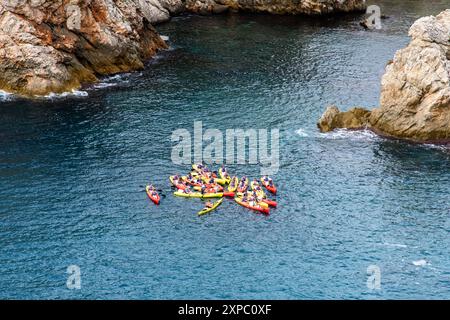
top-left (318, 10), bottom-right (450, 143)
top-left (0, 0), bottom-right (366, 97)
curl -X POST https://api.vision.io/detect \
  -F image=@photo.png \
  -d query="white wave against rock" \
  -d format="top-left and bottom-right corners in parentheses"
top-left (319, 128), bottom-right (380, 141)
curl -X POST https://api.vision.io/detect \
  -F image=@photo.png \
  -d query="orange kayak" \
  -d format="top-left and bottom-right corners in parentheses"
top-left (146, 186), bottom-right (160, 205)
top-left (235, 197), bottom-right (270, 215)
top-left (261, 177), bottom-right (277, 194)
top-left (169, 176), bottom-right (188, 190)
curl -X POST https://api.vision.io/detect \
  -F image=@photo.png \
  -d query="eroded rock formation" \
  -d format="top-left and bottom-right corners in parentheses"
top-left (318, 10), bottom-right (450, 143)
top-left (0, 0), bottom-right (178, 96)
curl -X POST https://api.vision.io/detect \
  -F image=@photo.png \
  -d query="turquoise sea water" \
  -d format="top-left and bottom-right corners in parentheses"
top-left (0, 1), bottom-right (449, 299)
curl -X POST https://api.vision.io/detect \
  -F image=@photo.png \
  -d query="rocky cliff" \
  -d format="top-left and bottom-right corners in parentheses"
top-left (0, 0), bottom-right (366, 97)
top-left (0, 0), bottom-right (183, 96)
top-left (318, 10), bottom-right (450, 143)
top-left (186, 0), bottom-right (366, 15)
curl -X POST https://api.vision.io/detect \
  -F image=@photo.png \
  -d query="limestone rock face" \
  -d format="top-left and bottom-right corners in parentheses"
top-left (186, 0), bottom-right (366, 15)
top-left (138, 0), bottom-right (185, 24)
top-left (318, 10), bottom-right (450, 143)
top-left (370, 10), bottom-right (450, 142)
top-left (0, 0), bottom-right (174, 96)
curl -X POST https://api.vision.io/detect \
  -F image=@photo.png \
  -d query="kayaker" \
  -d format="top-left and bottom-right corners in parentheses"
top-left (205, 201), bottom-right (214, 209)
top-left (184, 187), bottom-right (192, 194)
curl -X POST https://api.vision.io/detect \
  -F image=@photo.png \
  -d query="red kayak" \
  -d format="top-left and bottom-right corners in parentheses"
top-left (223, 192), bottom-right (235, 198)
top-left (169, 176), bottom-right (187, 190)
top-left (261, 177), bottom-right (277, 194)
top-left (146, 186), bottom-right (160, 205)
top-left (261, 199), bottom-right (277, 208)
top-left (237, 191), bottom-right (277, 208)
top-left (182, 177), bottom-right (224, 192)
top-left (235, 198), bottom-right (270, 215)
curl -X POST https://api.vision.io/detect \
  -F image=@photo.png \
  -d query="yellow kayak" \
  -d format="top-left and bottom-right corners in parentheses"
top-left (198, 198), bottom-right (224, 216)
top-left (228, 176), bottom-right (239, 192)
top-left (236, 191), bottom-right (274, 208)
top-left (192, 164), bottom-right (206, 173)
top-left (201, 175), bottom-right (227, 186)
top-left (174, 191), bottom-right (224, 199)
top-left (235, 192), bottom-right (269, 208)
top-left (190, 171), bottom-right (200, 177)
top-left (250, 180), bottom-right (266, 198)
top-left (218, 167), bottom-right (231, 184)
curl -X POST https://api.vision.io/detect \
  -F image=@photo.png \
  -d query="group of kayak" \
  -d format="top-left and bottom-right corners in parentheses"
top-left (166, 164), bottom-right (277, 216)
top-left (145, 164), bottom-right (277, 215)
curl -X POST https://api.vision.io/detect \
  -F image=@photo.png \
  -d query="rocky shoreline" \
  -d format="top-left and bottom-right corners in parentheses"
top-left (0, 0), bottom-right (366, 97)
top-left (318, 10), bottom-right (450, 144)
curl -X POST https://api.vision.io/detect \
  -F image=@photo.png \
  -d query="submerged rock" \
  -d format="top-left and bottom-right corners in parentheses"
top-left (319, 10), bottom-right (450, 143)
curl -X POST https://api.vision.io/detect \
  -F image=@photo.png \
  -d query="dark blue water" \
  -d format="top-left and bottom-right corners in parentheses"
top-left (1, 1), bottom-right (449, 299)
